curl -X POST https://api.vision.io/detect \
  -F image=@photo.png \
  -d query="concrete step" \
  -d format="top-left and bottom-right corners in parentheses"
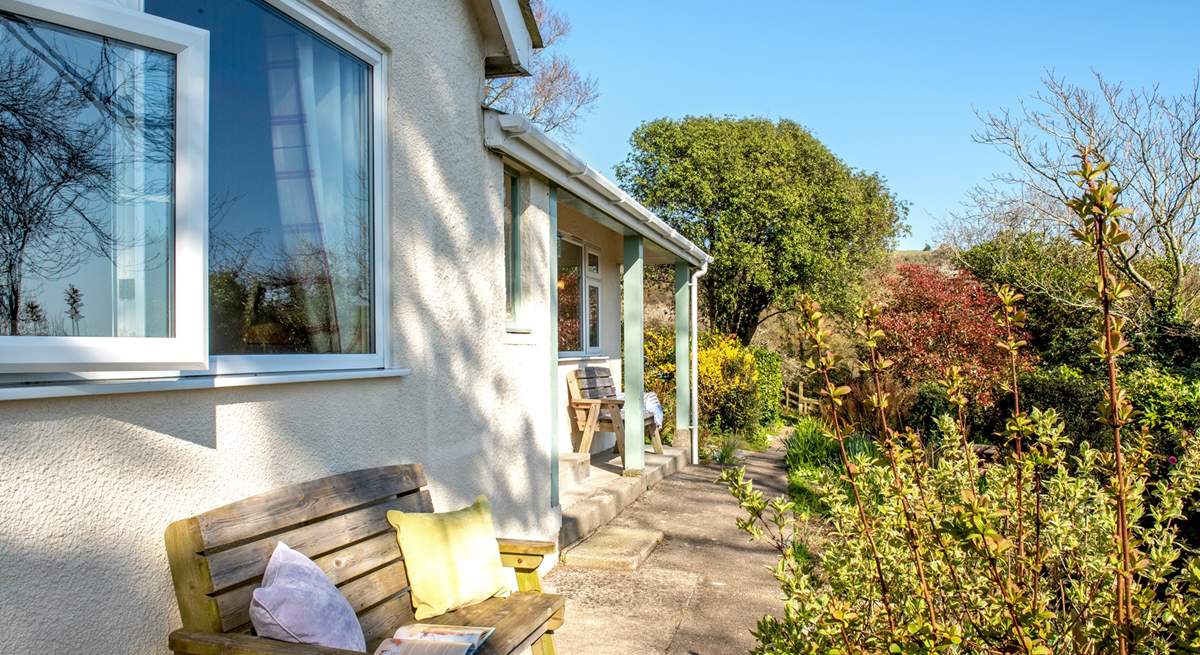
top-left (557, 452), bottom-right (592, 495)
top-left (560, 525), bottom-right (664, 571)
top-left (558, 446), bottom-right (688, 550)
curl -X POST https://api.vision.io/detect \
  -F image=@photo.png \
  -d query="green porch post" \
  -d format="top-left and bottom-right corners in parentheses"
top-left (622, 234), bottom-right (646, 474)
top-left (674, 261), bottom-right (691, 444)
top-left (548, 185), bottom-right (560, 507)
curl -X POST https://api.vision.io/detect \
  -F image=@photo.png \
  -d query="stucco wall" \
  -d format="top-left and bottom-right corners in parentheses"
top-left (0, 2), bottom-right (558, 653)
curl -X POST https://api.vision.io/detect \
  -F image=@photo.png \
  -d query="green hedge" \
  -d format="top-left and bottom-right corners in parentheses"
top-left (751, 346), bottom-right (783, 428)
top-left (905, 365), bottom-right (1103, 449)
top-left (904, 362), bottom-right (1199, 464)
top-left (1019, 365), bottom-right (1105, 448)
top-left (1124, 366), bottom-right (1200, 458)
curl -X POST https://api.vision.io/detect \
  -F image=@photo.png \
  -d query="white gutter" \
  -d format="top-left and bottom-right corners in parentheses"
top-left (690, 261), bottom-right (708, 465)
top-left (484, 111), bottom-right (712, 268)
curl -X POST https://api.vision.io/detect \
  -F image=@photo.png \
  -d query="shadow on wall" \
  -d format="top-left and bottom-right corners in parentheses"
top-left (0, 6), bottom-right (555, 650)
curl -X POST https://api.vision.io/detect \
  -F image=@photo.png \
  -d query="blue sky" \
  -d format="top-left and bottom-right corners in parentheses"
top-left (550, 1), bottom-right (1200, 249)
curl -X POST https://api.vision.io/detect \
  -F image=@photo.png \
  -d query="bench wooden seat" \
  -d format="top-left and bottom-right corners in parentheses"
top-left (164, 465), bottom-right (562, 655)
top-left (566, 366), bottom-right (663, 460)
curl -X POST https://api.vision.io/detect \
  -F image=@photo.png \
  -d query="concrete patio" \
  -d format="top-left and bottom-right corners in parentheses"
top-left (546, 446), bottom-right (788, 654)
top-left (557, 445), bottom-right (689, 549)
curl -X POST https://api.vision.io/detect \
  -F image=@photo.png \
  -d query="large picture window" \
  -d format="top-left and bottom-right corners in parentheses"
top-left (0, 0), bottom-right (207, 372)
top-left (147, 0), bottom-right (388, 373)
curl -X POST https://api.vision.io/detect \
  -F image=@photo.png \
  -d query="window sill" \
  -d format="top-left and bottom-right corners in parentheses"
top-left (557, 353), bottom-right (611, 363)
top-left (0, 367), bottom-right (411, 402)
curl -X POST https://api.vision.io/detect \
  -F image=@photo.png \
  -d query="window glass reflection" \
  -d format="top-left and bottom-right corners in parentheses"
top-left (148, 0), bottom-right (373, 355)
top-left (557, 239), bottom-right (582, 352)
top-left (0, 12), bottom-right (175, 337)
top-left (587, 283), bottom-right (599, 350)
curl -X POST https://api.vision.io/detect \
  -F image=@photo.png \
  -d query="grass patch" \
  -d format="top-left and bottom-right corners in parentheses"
top-left (742, 423), bottom-right (778, 452)
top-left (782, 416), bottom-right (877, 516)
top-left (787, 466), bottom-right (828, 516)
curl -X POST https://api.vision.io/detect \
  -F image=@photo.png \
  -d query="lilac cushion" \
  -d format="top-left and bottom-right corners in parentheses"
top-left (250, 542), bottom-right (367, 652)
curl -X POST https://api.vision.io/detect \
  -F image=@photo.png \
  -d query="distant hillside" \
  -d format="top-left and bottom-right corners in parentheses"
top-left (892, 246), bottom-right (956, 272)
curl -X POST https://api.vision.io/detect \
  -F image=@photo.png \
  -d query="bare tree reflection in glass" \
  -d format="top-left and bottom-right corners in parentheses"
top-left (0, 12), bottom-right (175, 337)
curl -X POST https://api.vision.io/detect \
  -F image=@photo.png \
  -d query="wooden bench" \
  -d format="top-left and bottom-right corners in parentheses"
top-left (164, 465), bottom-right (563, 655)
top-left (566, 366), bottom-right (663, 461)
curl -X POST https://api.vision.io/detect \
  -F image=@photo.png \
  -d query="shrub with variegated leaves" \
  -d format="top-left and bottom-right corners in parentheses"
top-left (723, 149), bottom-right (1200, 654)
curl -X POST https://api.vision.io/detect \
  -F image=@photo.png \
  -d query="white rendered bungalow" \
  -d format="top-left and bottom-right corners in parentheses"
top-left (0, 0), bottom-right (709, 652)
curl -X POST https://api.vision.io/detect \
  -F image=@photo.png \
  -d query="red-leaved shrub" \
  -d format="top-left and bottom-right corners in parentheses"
top-left (876, 264), bottom-right (1027, 403)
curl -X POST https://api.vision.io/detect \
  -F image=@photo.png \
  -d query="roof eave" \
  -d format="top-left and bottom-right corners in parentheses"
top-left (484, 111), bottom-right (712, 267)
top-left (482, 0), bottom-right (541, 79)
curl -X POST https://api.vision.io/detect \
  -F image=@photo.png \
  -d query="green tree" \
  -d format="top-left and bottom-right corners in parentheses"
top-left (958, 231), bottom-right (1098, 370)
top-left (615, 116), bottom-right (905, 344)
top-left (972, 73), bottom-right (1200, 321)
top-left (960, 230), bottom-right (1200, 374)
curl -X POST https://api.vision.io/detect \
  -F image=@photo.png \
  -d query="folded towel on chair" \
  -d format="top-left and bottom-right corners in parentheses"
top-left (614, 391), bottom-right (664, 429)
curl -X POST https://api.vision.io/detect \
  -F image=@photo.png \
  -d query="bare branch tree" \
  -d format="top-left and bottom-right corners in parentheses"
top-left (958, 71), bottom-right (1200, 320)
top-left (942, 188), bottom-right (1103, 314)
top-left (482, 0), bottom-right (598, 137)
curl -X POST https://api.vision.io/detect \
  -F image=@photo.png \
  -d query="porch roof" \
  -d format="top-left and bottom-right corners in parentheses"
top-left (483, 110), bottom-right (713, 268)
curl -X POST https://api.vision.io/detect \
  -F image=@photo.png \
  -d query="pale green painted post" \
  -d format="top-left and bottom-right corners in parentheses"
top-left (674, 261), bottom-right (691, 444)
top-left (548, 185), bottom-right (560, 507)
top-left (622, 235), bottom-right (646, 474)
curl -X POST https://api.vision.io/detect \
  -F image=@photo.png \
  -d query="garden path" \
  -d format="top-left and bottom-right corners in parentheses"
top-left (544, 444), bottom-right (787, 654)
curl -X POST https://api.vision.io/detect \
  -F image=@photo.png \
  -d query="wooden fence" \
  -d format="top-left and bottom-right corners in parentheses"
top-left (781, 381), bottom-right (821, 416)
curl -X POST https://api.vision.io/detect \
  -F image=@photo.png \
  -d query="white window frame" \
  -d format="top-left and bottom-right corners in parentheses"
top-left (0, 0), bottom-right (390, 383)
top-left (196, 0), bottom-right (391, 376)
top-left (557, 234), bottom-right (602, 357)
top-left (0, 0), bottom-right (209, 373)
top-left (503, 168), bottom-right (523, 328)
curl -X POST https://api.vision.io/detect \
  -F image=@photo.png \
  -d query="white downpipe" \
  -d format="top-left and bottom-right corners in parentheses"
top-left (689, 261), bottom-right (708, 465)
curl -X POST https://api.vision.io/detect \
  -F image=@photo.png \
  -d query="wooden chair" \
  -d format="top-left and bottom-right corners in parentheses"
top-left (566, 366), bottom-right (663, 461)
top-left (164, 465), bottom-right (563, 655)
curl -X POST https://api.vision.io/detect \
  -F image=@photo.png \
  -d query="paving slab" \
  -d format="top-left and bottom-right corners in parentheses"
top-left (546, 445), bottom-right (790, 655)
top-left (561, 525), bottom-right (664, 571)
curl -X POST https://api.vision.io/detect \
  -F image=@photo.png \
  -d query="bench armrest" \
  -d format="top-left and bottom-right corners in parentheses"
top-left (496, 538), bottom-right (556, 593)
top-left (497, 538), bottom-right (557, 555)
top-left (169, 629), bottom-right (361, 655)
top-left (570, 398), bottom-right (624, 408)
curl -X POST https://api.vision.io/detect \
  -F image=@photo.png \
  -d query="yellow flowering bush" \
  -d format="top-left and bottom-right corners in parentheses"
top-left (698, 331), bottom-right (761, 432)
top-left (644, 327), bottom-right (677, 443)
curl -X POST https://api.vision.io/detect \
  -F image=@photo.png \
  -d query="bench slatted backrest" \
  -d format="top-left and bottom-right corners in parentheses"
top-left (569, 366), bottom-right (617, 400)
top-left (165, 464), bottom-right (432, 649)
top-left (566, 367), bottom-right (618, 430)
top-left (567, 366), bottom-right (654, 422)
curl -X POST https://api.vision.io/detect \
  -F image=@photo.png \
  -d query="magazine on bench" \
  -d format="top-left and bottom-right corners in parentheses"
top-left (372, 624), bottom-right (495, 655)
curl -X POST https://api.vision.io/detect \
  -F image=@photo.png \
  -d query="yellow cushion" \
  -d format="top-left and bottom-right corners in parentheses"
top-left (387, 495), bottom-right (510, 620)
